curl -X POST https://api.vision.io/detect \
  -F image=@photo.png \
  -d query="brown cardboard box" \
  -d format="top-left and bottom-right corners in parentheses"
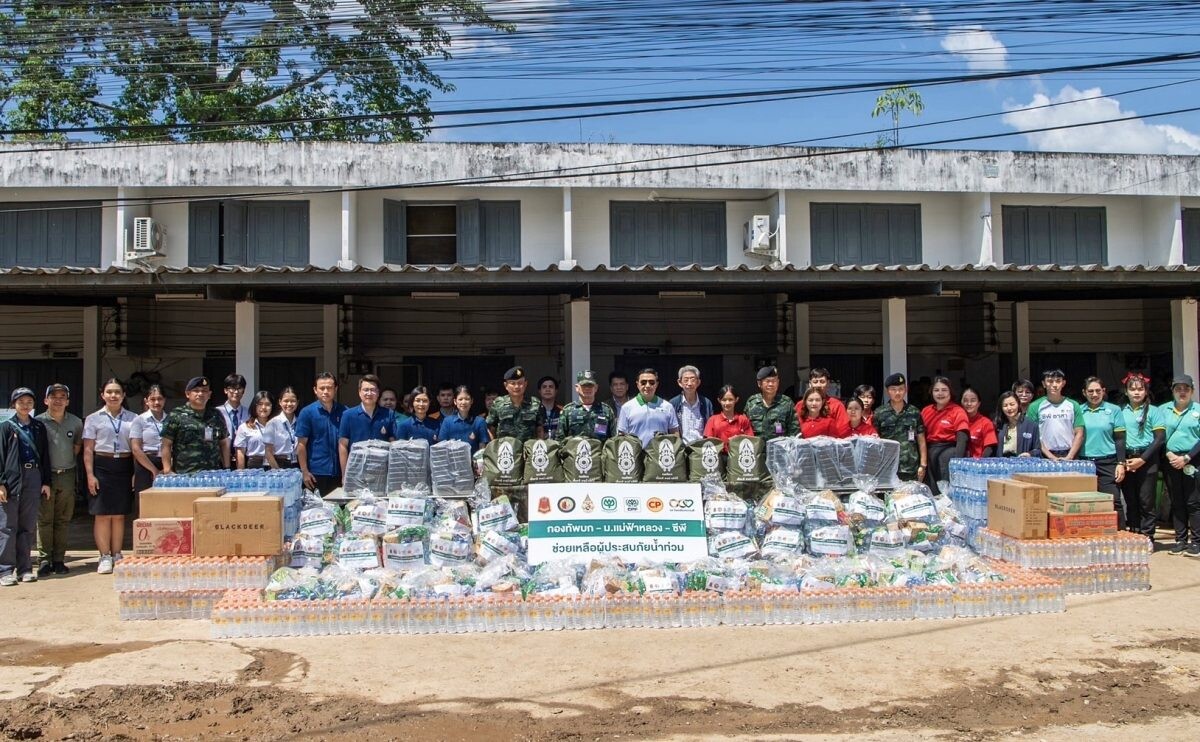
top-left (987, 478), bottom-right (1049, 539)
top-left (1047, 510), bottom-right (1119, 539)
top-left (192, 496), bottom-right (283, 556)
top-left (138, 487), bottom-right (226, 518)
top-left (1047, 492), bottom-right (1114, 514)
top-left (1012, 472), bottom-right (1098, 493)
top-left (133, 518), bottom-right (193, 555)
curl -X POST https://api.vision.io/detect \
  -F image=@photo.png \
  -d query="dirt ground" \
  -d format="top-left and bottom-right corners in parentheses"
top-left (2, 522), bottom-right (1200, 740)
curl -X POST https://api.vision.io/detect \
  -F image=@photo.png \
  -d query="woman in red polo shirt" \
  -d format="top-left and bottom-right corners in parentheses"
top-left (797, 388), bottom-right (836, 438)
top-left (703, 385), bottom-right (753, 450)
top-left (961, 387), bottom-right (997, 458)
top-left (921, 376), bottom-right (969, 496)
top-left (847, 396), bottom-right (877, 437)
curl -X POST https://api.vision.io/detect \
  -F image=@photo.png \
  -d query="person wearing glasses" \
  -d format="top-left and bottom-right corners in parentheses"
top-left (617, 368), bottom-right (680, 447)
top-left (337, 374), bottom-right (396, 483)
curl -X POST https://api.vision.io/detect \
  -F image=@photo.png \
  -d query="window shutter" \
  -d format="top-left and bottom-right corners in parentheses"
top-left (0, 206), bottom-right (16, 268)
top-left (456, 199), bottom-right (481, 265)
top-left (836, 204), bottom-right (864, 265)
top-left (1075, 208), bottom-right (1106, 264)
top-left (810, 203), bottom-right (837, 265)
top-left (222, 200), bottom-right (248, 266)
top-left (282, 201), bottom-right (310, 266)
top-left (481, 201), bottom-right (521, 267)
top-left (1185, 209), bottom-right (1200, 265)
top-left (610, 202), bottom-right (638, 266)
top-left (1002, 206), bottom-right (1028, 264)
top-left (383, 199), bottom-right (408, 264)
top-left (695, 203), bottom-right (725, 266)
top-left (188, 201), bottom-right (221, 267)
top-left (75, 206), bottom-right (102, 267)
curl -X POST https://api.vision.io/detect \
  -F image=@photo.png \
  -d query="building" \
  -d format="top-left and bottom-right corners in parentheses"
top-left (1, 141), bottom-right (1198, 414)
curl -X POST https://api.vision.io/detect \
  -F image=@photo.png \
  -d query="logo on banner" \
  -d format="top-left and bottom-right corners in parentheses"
top-left (647, 497), bottom-right (663, 513)
top-left (669, 499), bottom-right (694, 511)
top-left (582, 495), bottom-right (595, 512)
top-left (601, 496), bottom-right (618, 512)
top-left (617, 441), bottom-right (637, 475)
top-left (557, 497), bottom-right (576, 513)
top-left (531, 440), bottom-right (550, 473)
top-left (497, 441), bottom-right (515, 473)
top-left (624, 497), bottom-right (640, 512)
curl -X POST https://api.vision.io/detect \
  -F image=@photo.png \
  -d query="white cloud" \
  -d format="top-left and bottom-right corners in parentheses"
top-left (1002, 85), bottom-right (1200, 155)
top-left (899, 5), bottom-right (936, 31)
top-left (941, 25), bottom-right (1009, 72)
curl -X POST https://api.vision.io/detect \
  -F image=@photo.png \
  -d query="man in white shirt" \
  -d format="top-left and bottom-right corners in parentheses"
top-left (617, 368), bottom-right (680, 446)
top-left (668, 365), bottom-right (714, 444)
top-left (217, 373), bottom-right (250, 464)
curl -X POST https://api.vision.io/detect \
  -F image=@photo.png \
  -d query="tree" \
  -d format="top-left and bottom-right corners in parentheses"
top-left (0, 1), bottom-right (512, 141)
top-left (871, 85), bottom-right (924, 148)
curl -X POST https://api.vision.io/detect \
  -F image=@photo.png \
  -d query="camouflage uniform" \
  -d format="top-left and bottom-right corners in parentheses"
top-left (744, 394), bottom-right (799, 441)
top-left (161, 405), bottom-right (228, 474)
top-left (874, 403), bottom-right (926, 479)
top-left (554, 401), bottom-right (616, 442)
top-left (485, 395), bottom-right (545, 444)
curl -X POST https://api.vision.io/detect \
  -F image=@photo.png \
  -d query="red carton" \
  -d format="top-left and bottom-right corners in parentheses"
top-left (133, 518), bottom-right (194, 555)
top-left (1047, 510), bottom-right (1118, 539)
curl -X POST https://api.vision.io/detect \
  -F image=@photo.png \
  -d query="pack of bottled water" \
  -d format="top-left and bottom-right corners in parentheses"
top-left (154, 468), bottom-right (304, 539)
top-left (947, 458), bottom-right (1096, 528)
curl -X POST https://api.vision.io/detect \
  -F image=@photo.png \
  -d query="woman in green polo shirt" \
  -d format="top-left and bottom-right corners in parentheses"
top-left (1158, 374), bottom-right (1200, 556)
top-left (1079, 376), bottom-right (1127, 529)
top-left (1119, 373), bottom-right (1164, 538)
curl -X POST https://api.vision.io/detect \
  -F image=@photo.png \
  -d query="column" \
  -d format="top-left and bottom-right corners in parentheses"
top-left (83, 306), bottom-right (101, 395)
top-left (1168, 197), bottom-right (1184, 266)
top-left (882, 298), bottom-right (907, 379)
top-left (322, 304), bottom-right (339, 376)
top-left (1011, 302), bottom-right (1031, 381)
top-left (775, 189), bottom-right (788, 265)
top-left (558, 186), bottom-right (576, 269)
top-left (977, 193), bottom-right (994, 266)
top-left (339, 191), bottom-right (357, 269)
top-left (792, 303), bottom-right (809, 381)
top-left (235, 301), bottom-right (260, 395)
top-left (1171, 298), bottom-right (1199, 380)
top-left (563, 298), bottom-right (591, 386)
top-left (111, 186), bottom-right (127, 268)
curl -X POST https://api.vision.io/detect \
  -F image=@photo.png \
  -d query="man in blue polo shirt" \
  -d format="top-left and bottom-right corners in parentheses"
top-left (296, 372), bottom-right (347, 495)
top-left (338, 374), bottom-right (395, 483)
top-left (617, 368), bottom-right (680, 446)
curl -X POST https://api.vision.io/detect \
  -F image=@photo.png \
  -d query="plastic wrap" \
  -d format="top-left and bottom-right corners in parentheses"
top-left (428, 440), bottom-right (475, 498)
top-left (765, 437), bottom-right (803, 494)
top-left (810, 436), bottom-right (856, 488)
top-left (337, 536), bottom-right (381, 570)
top-left (344, 440), bottom-right (390, 494)
top-left (475, 495), bottom-right (520, 534)
top-left (387, 439), bottom-right (431, 492)
top-left (794, 438), bottom-right (823, 491)
top-left (350, 495), bottom-right (388, 536)
top-left (298, 491), bottom-right (338, 537)
top-left (381, 526), bottom-right (429, 571)
top-left (852, 436), bottom-right (901, 488)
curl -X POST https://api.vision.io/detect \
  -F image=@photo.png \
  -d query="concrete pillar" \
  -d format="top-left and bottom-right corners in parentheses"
top-left (339, 191), bottom-right (357, 269)
top-left (563, 298), bottom-right (591, 388)
top-left (112, 186), bottom-right (128, 269)
top-left (558, 187), bottom-right (576, 269)
top-left (1171, 298), bottom-right (1199, 379)
top-left (977, 193), bottom-right (994, 266)
top-left (792, 303), bottom-right (810, 380)
top-left (1011, 302), bottom-right (1031, 380)
top-left (882, 298), bottom-right (907, 379)
top-left (322, 304), bottom-right (339, 376)
top-left (1168, 198), bottom-right (1185, 266)
top-left (82, 306), bottom-right (101, 394)
top-left (235, 301), bottom-right (260, 394)
top-left (776, 189), bottom-right (788, 265)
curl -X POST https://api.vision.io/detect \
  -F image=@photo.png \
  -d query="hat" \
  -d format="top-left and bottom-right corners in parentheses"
top-left (1172, 374), bottom-right (1195, 389)
top-left (756, 366), bottom-right (779, 381)
top-left (10, 387), bottom-right (34, 403)
top-left (1042, 368), bottom-right (1066, 379)
top-left (44, 383), bottom-right (70, 397)
top-left (503, 366), bottom-right (525, 382)
top-left (184, 376), bottom-right (211, 392)
top-left (576, 370), bottom-right (598, 386)
top-left (884, 373), bottom-right (907, 388)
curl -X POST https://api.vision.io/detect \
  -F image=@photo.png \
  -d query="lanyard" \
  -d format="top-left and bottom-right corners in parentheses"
top-left (284, 418), bottom-right (296, 445)
top-left (104, 410), bottom-right (124, 451)
top-left (148, 413), bottom-right (164, 436)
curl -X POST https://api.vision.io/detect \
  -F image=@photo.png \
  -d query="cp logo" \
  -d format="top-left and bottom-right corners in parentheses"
top-left (646, 497), bottom-right (664, 513)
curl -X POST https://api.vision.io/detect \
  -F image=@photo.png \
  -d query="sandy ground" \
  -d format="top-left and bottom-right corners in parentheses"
top-left (2, 522), bottom-right (1200, 740)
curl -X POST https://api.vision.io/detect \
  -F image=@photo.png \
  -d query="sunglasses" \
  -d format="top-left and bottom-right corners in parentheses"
top-left (637, 380), bottom-right (658, 386)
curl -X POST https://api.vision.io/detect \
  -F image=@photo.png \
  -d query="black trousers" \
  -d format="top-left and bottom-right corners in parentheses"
top-left (1119, 456), bottom-right (1159, 536)
top-left (314, 474), bottom-right (341, 496)
top-left (1161, 459), bottom-right (1200, 544)
top-left (926, 442), bottom-right (955, 497)
top-left (1091, 458), bottom-right (1126, 531)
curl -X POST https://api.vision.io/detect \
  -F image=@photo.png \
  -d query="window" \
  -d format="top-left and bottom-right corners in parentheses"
top-left (809, 203), bottom-right (921, 265)
top-left (188, 200), bottom-right (309, 267)
top-left (384, 200), bottom-right (521, 266)
top-left (609, 201), bottom-right (726, 267)
top-left (1002, 205), bottom-right (1106, 265)
top-left (0, 201), bottom-right (102, 268)
top-left (1184, 209), bottom-right (1200, 265)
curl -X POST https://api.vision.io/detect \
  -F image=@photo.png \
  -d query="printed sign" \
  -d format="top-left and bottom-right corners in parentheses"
top-left (526, 482), bottom-right (705, 565)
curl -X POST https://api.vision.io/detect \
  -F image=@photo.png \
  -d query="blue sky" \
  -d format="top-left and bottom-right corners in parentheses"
top-left (419, 1), bottom-right (1200, 154)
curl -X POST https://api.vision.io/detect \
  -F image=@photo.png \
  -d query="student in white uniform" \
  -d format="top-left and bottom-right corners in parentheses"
top-left (218, 374), bottom-right (250, 463)
top-left (82, 378), bottom-right (138, 575)
top-left (234, 391), bottom-right (275, 470)
top-left (129, 384), bottom-right (167, 496)
top-left (264, 387), bottom-right (300, 469)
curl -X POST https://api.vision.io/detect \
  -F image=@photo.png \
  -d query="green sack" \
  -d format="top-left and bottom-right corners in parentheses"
top-left (642, 434), bottom-right (687, 483)
top-left (561, 437), bottom-right (604, 483)
top-left (687, 437), bottom-right (727, 482)
top-left (725, 434), bottom-right (767, 485)
top-left (483, 437), bottom-right (525, 488)
top-left (602, 434), bottom-right (644, 484)
top-left (523, 438), bottom-right (564, 484)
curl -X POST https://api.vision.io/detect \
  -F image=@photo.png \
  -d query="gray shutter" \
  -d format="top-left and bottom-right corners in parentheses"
top-left (222, 200), bottom-right (247, 266)
top-left (837, 204), bottom-right (864, 264)
top-left (188, 201), bottom-right (221, 267)
top-left (810, 203), bottom-right (837, 264)
top-left (610, 202), bottom-right (638, 266)
top-left (282, 202), bottom-right (310, 266)
top-left (74, 205), bottom-right (101, 267)
top-left (246, 202), bottom-right (283, 265)
top-left (1075, 207), bottom-right (1106, 264)
top-left (456, 199), bottom-right (481, 265)
top-left (636, 203), bottom-right (666, 266)
top-left (45, 207), bottom-right (74, 266)
top-left (696, 202), bottom-right (725, 266)
top-left (863, 205), bottom-right (891, 264)
top-left (481, 201), bottom-right (520, 267)
top-left (668, 203), bottom-right (693, 265)
top-left (1002, 206), bottom-right (1028, 264)
top-left (1053, 208), bottom-right (1079, 264)
top-left (1027, 207), bottom-right (1053, 264)
top-left (890, 204), bottom-right (920, 264)
top-left (383, 199), bottom-right (407, 264)
top-left (15, 207), bottom-right (46, 267)
top-left (0, 206), bottom-right (16, 267)
top-left (1185, 209), bottom-right (1200, 265)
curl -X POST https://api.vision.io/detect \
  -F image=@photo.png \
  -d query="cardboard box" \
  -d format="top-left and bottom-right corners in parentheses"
top-left (192, 496), bottom-right (283, 556)
top-left (133, 518), bottom-right (193, 555)
top-left (1012, 472), bottom-right (1098, 493)
top-left (1047, 491), bottom-right (1114, 514)
top-left (139, 487), bottom-right (226, 518)
top-left (987, 478), bottom-right (1049, 539)
top-left (1047, 510), bottom-right (1119, 539)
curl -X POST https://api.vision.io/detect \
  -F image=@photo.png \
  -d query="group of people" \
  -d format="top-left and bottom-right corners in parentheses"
top-left (3, 361), bottom-right (1199, 586)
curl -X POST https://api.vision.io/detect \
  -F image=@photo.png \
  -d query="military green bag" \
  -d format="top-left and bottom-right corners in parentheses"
top-left (523, 438), bottom-right (564, 484)
top-left (561, 437), bottom-right (604, 483)
top-left (483, 437), bottom-right (525, 488)
top-left (725, 434), bottom-right (767, 485)
top-left (687, 437), bottom-right (727, 482)
top-left (602, 434), bottom-right (644, 483)
top-left (642, 434), bottom-right (687, 483)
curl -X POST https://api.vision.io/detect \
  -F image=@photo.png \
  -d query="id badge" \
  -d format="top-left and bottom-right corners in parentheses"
top-left (204, 427), bottom-right (214, 442)
top-left (774, 422), bottom-right (784, 435)
top-left (595, 420), bottom-right (608, 436)
top-left (908, 429), bottom-right (915, 442)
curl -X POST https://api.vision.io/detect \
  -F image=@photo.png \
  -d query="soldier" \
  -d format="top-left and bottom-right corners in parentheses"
top-left (161, 377), bottom-right (231, 475)
top-left (744, 366), bottom-right (799, 441)
top-left (486, 366), bottom-right (545, 443)
top-left (556, 370), bottom-right (616, 442)
top-left (874, 373), bottom-right (928, 483)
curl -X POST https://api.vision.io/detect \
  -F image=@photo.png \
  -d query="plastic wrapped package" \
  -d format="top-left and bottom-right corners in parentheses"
top-left (385, 494), bottom-right (430, 528)
top-left (430, 440), bottom-right (475, 498)
top-left (803, 490), bottom-right (846, 527)
top-left (350, 495), bottom-right (388, 536)
top-left (852, 437), bottom-right (901, 488)
top-left (289, 534), bottom-right (326, 570)
top-left (476, 529), bottom-right (523, 565)
top-left (561, 437), bottom-right (603, 483)
top-left (643, 434), bottom-right (687, 483)
top-left (344, 440), bottom-right (390, 494)
top-left (765, 437), bottom-right (803, 494)
top-left (635, 564), bottom-right (683, 595)
top-left (338, 536), bottom-right (381, 570)
top-left (298, 492), bottom-right (338, 537)
top-left (523, 439), bottom-right (564, 484)
top-left (699, 474), bottom-right (730, 501)
top-left (476, 554), bottom-right (531, 595)
top-left (387, 439), bottom-right (431, 492)
top-left (810, 436), bottom-right (856, 488)
top-left (755, 489), bottom-right (806, 530)
top-left (680, 558), bottom-right (741, 593)
top-left (708, 530), bottom-right (759, 560)
top-left (581, 560), bottom-right (644, 596)
top-left (760, 527), bottom-right (804, 561)
top-left (793, 438), bottom-right (823, 491)
top-left (687, 437), bottom-right (726, 482)
top-left (806, 524), bottom-right (855, 558)
top-left (704, 497), bottom-right (751, 533)
top-left (475, 495), bottom-right (520, 534)
top-left (428, 527), bottom-right (474, 568)
top-left (865, 526), bottom-right (909, 559)
top-left (524, 560), bottom-right (583, 597)
top-left (381, 526), bottom-right (429, 571)
top-left (483, 437), bottom-right (524, 487)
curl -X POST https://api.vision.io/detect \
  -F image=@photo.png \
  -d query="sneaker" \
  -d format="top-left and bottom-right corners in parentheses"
top-left (1186, 544), bottom-right (1200, 558)
top-left (52, 562), bottom-right (69, 575)
top-left (113, 552), bottom-right (124, 563)
top-left (37, 561), bottom-right (52, 577)
top-left (97, 555), bottom-right (114, 575)
top-left (19, 572), bottom-right (36, 583)
top-left (0, 573), bottom-right (16, 587)
top-left (1168, 542), bottom-right (1189, 556)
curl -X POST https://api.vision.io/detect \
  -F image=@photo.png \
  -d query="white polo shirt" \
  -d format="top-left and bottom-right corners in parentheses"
top-left (618, 396), bottom-right (679, 446)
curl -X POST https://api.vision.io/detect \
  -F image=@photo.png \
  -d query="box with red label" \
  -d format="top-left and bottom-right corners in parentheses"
top-left (133, 518), bottom-right (193, 555)
top-left (1047, 510), bottom-right (1119, 539)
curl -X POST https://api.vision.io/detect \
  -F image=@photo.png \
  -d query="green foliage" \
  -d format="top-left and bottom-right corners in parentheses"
top-left (870, 85), bottom-right (924, 147)
top-left (0, 1), bottom-right (511, 141)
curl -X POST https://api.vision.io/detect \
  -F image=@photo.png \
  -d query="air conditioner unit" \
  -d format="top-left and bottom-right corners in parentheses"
top-left (743, 214), bottom-right (775, 258)
top-left (127, 217), bottom-right (166, 260)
